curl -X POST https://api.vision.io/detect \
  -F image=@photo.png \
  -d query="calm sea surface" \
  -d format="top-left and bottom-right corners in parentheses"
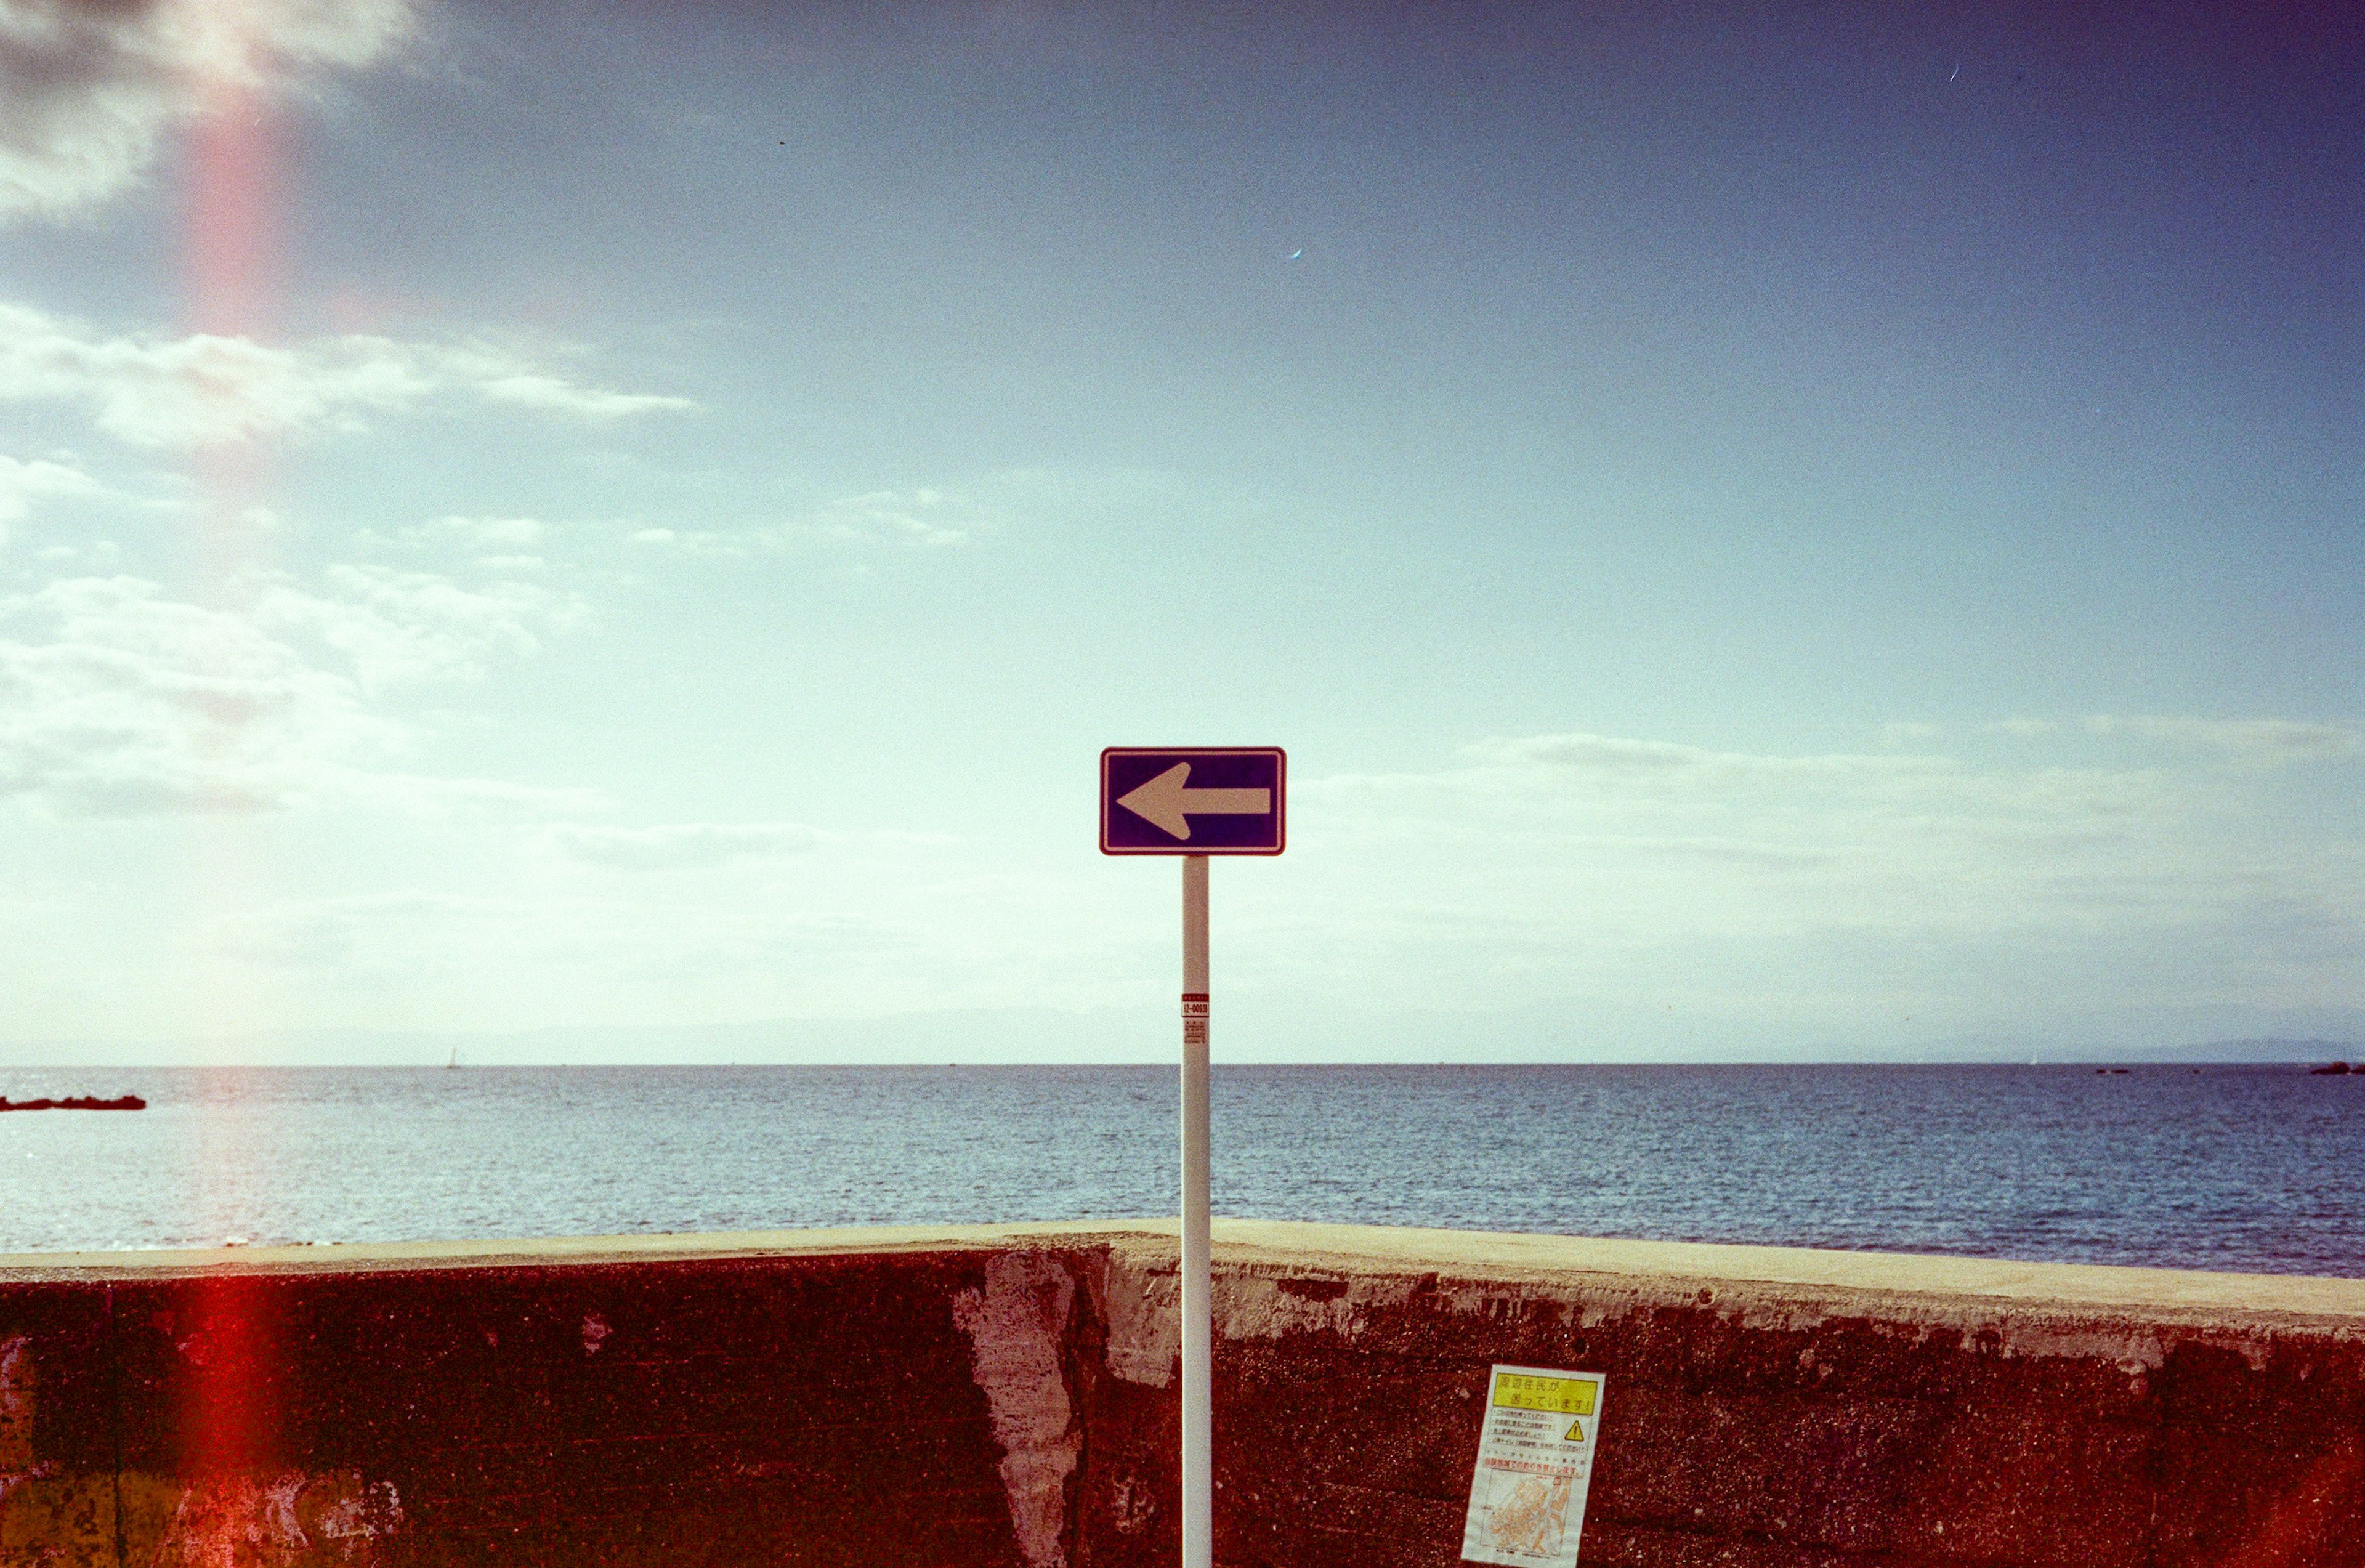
top-left (2, 1065), bottom-right (2359, 1275)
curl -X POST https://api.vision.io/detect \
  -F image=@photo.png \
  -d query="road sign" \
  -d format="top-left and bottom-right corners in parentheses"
top-left (1100, 748), bottom-right (1286, 855)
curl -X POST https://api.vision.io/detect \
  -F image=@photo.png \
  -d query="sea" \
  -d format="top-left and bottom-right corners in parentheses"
top-left (2, 1064), bottom-right (2360, 1276)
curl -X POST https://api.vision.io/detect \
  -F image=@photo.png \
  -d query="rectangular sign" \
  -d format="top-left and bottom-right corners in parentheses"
top-left (1461, 1365), bottom-right (1606, 1568)
top-left (1099, 748), bottom-right (1285, 855)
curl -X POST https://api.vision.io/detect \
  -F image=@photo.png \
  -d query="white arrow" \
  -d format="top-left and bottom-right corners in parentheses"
top-left (1116, 763), bottom-right (1271, 841)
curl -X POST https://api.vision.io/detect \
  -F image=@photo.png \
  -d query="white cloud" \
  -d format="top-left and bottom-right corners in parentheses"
top-left (471, 372), bottom-right (695, 421)
top-left (365, 514), bottom-right (546, 549)
top-left (1988, 713), bottom-right (2363, 765)
top-left (434, 514), bottom-right (542, 548)
top-left (205, 889), bottom-right (500, 971)
top-left (352, 514), bottom-right (553, 573)
top-left (626, 488), bottom-right (975, 556)
top-left (536, 821), bottom-right (825, 871)
top-left (1368, 730), bottom-right (2199, 857)
top-left (186, 886), bottom-right (953, 1030)
top-left (2080, 714), bottom-right (2363, 764)
top-left (1274, 725), bottom-right (2362, 1025)
top-left (1470, 731), bottom-right (1952, 794)
top-left (810, 488), bottom-right (967, 546)
top-left (7, 709), bottom-right (2351, 1048)
top-left (254, 564), bottom-right (584, 692)
top-left (0, 451), bottom-right (98, 538)
top-left (0, 563), bottom-right (588, 816)
top-left (0, 302), bottom-right (692, 448)
top-left (0, 0), bottom-right (414, 220)
top-left (0, 573), bottom-right (392, 814)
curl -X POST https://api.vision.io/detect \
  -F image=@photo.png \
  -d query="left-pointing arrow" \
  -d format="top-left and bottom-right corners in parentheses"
top-left (1116, 763), bottom-right (1271, 841)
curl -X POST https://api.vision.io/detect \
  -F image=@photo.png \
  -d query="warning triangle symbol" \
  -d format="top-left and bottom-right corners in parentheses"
top-left (1564, 1418), bottom-right (1586, 1443)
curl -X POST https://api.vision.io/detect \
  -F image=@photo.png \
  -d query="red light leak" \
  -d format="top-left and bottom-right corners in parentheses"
top-left (177, 55), bottom-right (291, 1404)
top-left (176, 1274), bottom-right (281, 1474)
top-left (187, 73), bottom-right (280, 342)
top-left (182, 68), bottom-right (281, 543)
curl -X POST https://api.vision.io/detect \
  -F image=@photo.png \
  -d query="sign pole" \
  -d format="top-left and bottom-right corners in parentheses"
top-left (1180, 852), bottom-right (1211, 1568)
top-left (1101, 747), bottom-right (1280, 1568)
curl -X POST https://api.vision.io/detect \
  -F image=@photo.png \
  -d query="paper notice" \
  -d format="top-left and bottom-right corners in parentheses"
top-left (1459, 1364), bottom-right (1606, 1567)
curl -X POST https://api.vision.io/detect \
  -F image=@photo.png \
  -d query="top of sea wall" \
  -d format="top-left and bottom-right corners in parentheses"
top-left (9, 1216), bottom-right (2361, 1298)
top-left (8, 1217), bottom-right (2361, 1352)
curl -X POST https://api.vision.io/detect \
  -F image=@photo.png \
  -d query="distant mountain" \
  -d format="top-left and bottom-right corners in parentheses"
top-left (2144, 1038), bottom-right (2358, 1065)
top-left (5, 1013), bottom-right (2356, 1069)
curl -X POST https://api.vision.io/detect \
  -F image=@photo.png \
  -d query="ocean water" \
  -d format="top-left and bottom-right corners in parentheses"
top-left (2, 1064), bottom-right (2359, 1275)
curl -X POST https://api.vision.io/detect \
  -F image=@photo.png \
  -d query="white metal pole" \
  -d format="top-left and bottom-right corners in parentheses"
top-left (1180, 853), bottom-right (1212, 1568)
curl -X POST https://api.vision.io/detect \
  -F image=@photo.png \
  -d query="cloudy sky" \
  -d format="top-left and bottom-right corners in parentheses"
top-left (1, 0), bottom-right (2357, 1062)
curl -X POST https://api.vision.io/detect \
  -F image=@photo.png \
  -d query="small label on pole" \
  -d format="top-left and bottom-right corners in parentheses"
top-left (1460, 1365), bottom-right (1605, 1567)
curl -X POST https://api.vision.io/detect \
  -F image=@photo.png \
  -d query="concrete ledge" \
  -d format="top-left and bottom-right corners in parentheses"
top-left (2, 1222), bottom-right (2361, 1566)
top-left (18, 1218), bottom-right (2359, 1320)
top-left (0, 1218), bottom-right (1170, 1280)
top-left (1211, 1219), bottom-right (2365, 1320)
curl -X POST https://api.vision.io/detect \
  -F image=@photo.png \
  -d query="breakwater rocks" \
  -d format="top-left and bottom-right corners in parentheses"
top-left (0, 1093), bottom-right (145, 1112)
top-left (1, 1221), bottom-right (2361, 1566)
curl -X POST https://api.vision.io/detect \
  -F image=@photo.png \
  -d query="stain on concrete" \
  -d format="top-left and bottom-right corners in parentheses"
top-left (0, 1469), bottom-right (398, 1568)
top-left (0, 1337), bottom-right (31, 1479)
top-left (1101, 1255), bottom-right (1178, 1388)
top-left (953, 1253), bottom-right (1082, 1568)
top-left (150, 1471), bottom-right (403, 1568)
top-left (1217, 1269), bottom-right (1373, 1341)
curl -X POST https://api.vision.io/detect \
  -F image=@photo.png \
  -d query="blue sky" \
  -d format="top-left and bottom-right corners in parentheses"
top-left (1, 1), bottom-right (2357, 1061)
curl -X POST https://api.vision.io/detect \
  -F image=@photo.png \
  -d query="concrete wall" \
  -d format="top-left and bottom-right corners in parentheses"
top-left (2, 1221), bottom-right (2361, 1567)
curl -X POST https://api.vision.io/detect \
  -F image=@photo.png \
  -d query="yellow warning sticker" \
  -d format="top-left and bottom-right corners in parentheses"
top-left (1564, 1418), bottom-right (1585, 1443)
top-left (1490, 1371), bottom-right (1598, 1416)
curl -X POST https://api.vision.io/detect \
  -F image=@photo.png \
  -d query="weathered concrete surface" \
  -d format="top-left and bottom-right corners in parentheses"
top-left (3, 1220), bottom-right (2361, 1567)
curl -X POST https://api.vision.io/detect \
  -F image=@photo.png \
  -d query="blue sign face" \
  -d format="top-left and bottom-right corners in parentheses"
top-left (1101, 748), bottom-right (1286, 855)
